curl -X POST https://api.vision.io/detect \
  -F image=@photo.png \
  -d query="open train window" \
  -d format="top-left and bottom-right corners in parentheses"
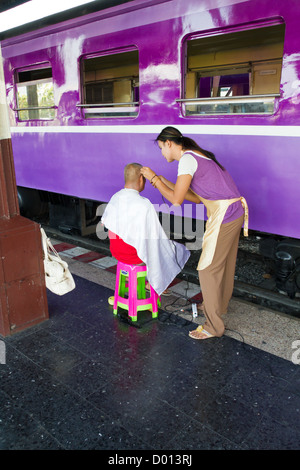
top-left (15, 65), bottom-right (55, 121)
top-left (180, 23), bottom-right (285, 116)
top-left (79, 49), bottom-right (139, 118)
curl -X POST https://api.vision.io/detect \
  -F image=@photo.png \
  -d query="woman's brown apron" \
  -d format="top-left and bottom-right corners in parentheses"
top-left (197, 196), bottom-right (249, 271)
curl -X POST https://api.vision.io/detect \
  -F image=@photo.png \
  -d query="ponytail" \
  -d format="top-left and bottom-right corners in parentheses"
top-left (156, 126), bottom-right (225, 170)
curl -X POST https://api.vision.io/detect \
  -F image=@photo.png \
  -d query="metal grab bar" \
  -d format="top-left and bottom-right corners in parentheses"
top-left (13, 105), bottom-right (57, 111)
top-left (176, 94), bottom-right (280, 104)
top-left (76, 102), bottom-right (139, 107)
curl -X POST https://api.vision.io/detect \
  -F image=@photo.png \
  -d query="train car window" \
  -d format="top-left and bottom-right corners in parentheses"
top-left (181, 23), bottom-right (285, 116)
top-left (80, 49), bottom-right (139, 118)
top-left (15, 66), bottom-right (55, 121)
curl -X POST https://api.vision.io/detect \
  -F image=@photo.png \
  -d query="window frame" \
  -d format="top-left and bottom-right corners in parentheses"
top-left (78, 46), bottom-right (140, 119)
top-left (14, 62), bottom-right (56, 122)
top-left (179, 20), bottom-right (285, 117)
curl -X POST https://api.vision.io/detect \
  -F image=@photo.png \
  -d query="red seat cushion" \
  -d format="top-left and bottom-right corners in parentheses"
top-left (108, 231), bottom-right (143, 264)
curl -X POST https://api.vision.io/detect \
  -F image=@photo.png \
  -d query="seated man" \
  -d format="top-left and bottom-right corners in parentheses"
top-left (101, 163), bottom-right (190, 296)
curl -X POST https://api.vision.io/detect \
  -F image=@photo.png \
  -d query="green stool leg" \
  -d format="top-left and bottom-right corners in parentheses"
top-left (137, 272), bottom-right (146, 299)
top-left (119, 270), bottom-right (127, 297)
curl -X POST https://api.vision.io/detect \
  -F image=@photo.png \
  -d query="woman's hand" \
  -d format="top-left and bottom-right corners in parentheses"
top-left (140, 166), bottom-right (156, 181)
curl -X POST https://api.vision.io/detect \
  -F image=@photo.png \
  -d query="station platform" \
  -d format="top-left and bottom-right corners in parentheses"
top-left (1, 237), bottom-right (300, 452)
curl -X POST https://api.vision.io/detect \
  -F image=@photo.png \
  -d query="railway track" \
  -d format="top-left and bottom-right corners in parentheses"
top-left (43, 225), bottom-right (300, 319)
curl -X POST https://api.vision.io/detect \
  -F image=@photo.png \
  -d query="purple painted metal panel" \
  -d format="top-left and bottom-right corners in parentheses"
top-left (11, 129), bottom-right (299, 238)
top-left (1, 0), bottom-right (300, 238)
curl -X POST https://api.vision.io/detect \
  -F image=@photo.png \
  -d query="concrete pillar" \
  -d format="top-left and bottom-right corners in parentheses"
top-left (0, 46), bottom-right (48, 336)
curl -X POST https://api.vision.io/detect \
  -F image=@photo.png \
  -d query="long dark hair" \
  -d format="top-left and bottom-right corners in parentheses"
top-left (155, 126), bottom-right (225, 170)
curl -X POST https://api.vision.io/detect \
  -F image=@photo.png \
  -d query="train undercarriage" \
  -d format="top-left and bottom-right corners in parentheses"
top-left (18, 186), bottom-right (300, 300)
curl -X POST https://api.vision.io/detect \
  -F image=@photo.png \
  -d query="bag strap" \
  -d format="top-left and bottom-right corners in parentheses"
top-left (40, 227), bottom-right (62, 260)
top-left (40, 227), bottom-right (49, 258)
top-left (46, 236), bottom-right (61, 258)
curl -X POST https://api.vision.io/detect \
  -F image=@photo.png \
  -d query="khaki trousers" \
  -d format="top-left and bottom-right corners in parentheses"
top-left (198, 215), bottom-right (244, 337)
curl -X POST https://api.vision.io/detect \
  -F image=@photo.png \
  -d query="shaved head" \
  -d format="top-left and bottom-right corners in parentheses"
top-left (124, 163), bottom-right (143, 184)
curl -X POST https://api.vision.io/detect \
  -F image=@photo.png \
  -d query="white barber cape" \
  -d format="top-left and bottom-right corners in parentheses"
top-left (102, 188), bottom-right (190, 296)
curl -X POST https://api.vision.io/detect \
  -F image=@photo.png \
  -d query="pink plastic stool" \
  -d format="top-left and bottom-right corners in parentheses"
top-left (113, 261), bottom-right (160, 321)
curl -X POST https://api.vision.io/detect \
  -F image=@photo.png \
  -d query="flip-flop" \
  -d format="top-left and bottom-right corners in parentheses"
top-left (161, 289), bottom-right (171, 296)
top-left (146, 284), bottom-right (171, 296)
top-left (189, 325), bottom-right (215, 340)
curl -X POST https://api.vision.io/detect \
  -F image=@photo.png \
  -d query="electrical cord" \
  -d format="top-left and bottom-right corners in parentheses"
top-left (159, 196), bottom-right (249, 340)
top-left (157, 199), bottom-right (298, 387)
top-left (158, 194), bottom-right (201, 326)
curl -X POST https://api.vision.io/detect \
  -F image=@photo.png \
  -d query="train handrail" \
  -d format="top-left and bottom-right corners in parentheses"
top-left (176, 94), bottom-right (280, 104)
top-left (76, 102), bottom-right (139, 107)
top-left (13, 105), bottom-right (58, 111)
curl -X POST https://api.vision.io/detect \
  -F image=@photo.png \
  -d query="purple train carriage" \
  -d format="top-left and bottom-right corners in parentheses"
top-left (1, 0), bottom-right (300, 297)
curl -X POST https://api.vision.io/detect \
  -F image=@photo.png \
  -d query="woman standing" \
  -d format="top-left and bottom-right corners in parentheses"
top-left (141, 126), bottom-right (248, 340)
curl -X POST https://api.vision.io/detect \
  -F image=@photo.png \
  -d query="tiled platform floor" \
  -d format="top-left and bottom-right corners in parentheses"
top-left (1, 239), bottom-right (300, 451)
top-left (56, 240), bottom-right (300, 362)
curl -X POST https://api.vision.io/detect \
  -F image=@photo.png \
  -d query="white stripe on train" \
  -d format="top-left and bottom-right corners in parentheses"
top-left (10, 124), bottom-right (300, 137)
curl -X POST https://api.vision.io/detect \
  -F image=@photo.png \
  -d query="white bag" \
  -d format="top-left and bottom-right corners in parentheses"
top-left (41, 227), bottom-right (75, 295)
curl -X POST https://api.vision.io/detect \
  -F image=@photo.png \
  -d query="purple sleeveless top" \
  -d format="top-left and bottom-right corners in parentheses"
top-left (183, 151), bottom-right (244, 224)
